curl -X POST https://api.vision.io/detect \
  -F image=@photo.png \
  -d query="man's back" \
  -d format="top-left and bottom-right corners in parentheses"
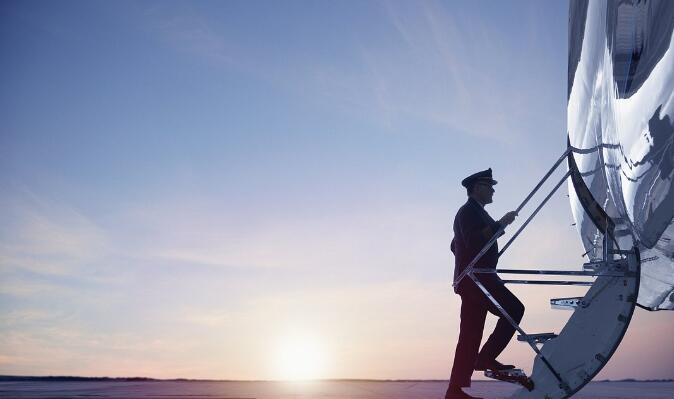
top-left (452, 198), bottom-right (500, 282)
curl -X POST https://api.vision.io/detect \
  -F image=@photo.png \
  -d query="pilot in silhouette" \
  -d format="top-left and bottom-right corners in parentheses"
top-left (445, 168), bottom-right (524, 399)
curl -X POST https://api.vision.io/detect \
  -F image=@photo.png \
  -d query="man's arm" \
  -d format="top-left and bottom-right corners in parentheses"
top-left (458, 208), bottom-right (518, 246)
top-left (457, 206), bottom-right (496, 246)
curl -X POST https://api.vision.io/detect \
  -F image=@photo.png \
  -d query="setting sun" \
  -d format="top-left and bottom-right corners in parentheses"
top-left (274, 332), bottom-right (327, 381)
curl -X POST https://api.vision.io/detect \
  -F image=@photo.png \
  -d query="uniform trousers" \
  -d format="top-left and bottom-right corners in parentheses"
top-left (448, 275), bottom-right (525, 389)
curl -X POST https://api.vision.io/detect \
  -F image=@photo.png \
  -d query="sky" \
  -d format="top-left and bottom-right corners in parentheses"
top-left (1, 0), bottom-right (673, 381)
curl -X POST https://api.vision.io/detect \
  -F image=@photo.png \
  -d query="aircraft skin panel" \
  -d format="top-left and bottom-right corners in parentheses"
top-left (509, 251), bottom-right (640, 399)
top-left (567, 0), bottom-right (674, 310)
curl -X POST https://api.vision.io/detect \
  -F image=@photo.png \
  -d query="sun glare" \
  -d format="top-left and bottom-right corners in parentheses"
top-left (275, 332), bottom-right (326, 380)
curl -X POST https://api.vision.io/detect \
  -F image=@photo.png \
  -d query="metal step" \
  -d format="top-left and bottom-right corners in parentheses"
top-left (582, 259), bottom-right (630, 274)
top-left (614, 228), bottom-right (633, 238)
top-left (518, 332), bottom-right (558, 344)
top-left (550, 296), bottom-right (585, 310)
top-left (582, 260), bottom-right (605, 271)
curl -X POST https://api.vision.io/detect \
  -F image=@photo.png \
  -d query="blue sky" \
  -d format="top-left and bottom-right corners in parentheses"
top-left (1, 0), bottom-right (672, 380)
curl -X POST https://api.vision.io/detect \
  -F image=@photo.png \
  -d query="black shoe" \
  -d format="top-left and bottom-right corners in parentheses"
top-left (474, 358), bottom-right (516, 371)
top-left (445, 386), bottom-right (483, 399)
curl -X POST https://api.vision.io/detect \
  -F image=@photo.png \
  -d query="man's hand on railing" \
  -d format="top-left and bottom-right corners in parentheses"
top-left (500, 211), bottom-right (519, 227)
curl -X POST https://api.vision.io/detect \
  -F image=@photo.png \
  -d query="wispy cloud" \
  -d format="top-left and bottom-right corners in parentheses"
top-left (142, 5), bottom-right (237, 67)
top-left (370, 0), bottom-right (536, 140)
top-left (137, 0), bottom-right (558, 142)
top-left (0, 187), bottom-right (111, 276)
top-left (0, 326), bottom-right (200, 378)
top-left (119, 192), bottom-right (449, 276)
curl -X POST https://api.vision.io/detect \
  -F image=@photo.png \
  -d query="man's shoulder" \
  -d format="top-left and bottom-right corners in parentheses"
top-left (454, 199), bottom-right (480, 224)
top-left (456, 199), bottom-right (480, 215)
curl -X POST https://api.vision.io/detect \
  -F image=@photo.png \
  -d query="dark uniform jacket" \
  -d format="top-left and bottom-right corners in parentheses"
top-left (451, 198), bottom-right (503, 290)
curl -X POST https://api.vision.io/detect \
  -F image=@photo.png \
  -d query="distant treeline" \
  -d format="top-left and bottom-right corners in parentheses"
top-left (0, 376), bottom-right (159, 382)
top-left (0, 376), bottom-right (210, 382)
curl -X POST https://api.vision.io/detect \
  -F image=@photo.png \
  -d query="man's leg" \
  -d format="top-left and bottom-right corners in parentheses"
top-left (447, 294), bottom-right (487, 395)
top-left (476, 279), bottom-right (525, 364)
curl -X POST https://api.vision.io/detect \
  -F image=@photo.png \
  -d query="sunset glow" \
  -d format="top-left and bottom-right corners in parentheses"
top-left (274, 333), bottom-right (327, 381)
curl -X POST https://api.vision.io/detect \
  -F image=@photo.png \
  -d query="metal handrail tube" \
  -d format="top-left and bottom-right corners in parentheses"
top-left (497, 170), bottom-right (572, 257)
top-left (502, 280), bottom-right (594, 286)
top-left (512, 147), bottom-right (572, 215)
top-left (474, 268), bottom-right (626, 277)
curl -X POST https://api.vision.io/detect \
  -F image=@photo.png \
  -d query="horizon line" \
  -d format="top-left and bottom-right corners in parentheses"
top-left (1, 375), bottom-right (673, 383)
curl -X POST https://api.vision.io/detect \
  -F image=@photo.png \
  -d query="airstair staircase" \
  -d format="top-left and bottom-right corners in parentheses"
top-left (453, 147), bottom-right (641, 399)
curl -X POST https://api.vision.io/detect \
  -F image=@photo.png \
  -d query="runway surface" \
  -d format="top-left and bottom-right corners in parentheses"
top-left (1, 380), bottom-right (673, 398)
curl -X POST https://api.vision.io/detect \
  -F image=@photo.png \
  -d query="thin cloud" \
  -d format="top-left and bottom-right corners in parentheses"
top-left (0, 187), bottom-right (111, 276)
top-left (143, 7), bottom-right (235, 66)
top-left (123, 193), bottom-right (450, 274)
top-left (137, 0), bottom-right (547, 141)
